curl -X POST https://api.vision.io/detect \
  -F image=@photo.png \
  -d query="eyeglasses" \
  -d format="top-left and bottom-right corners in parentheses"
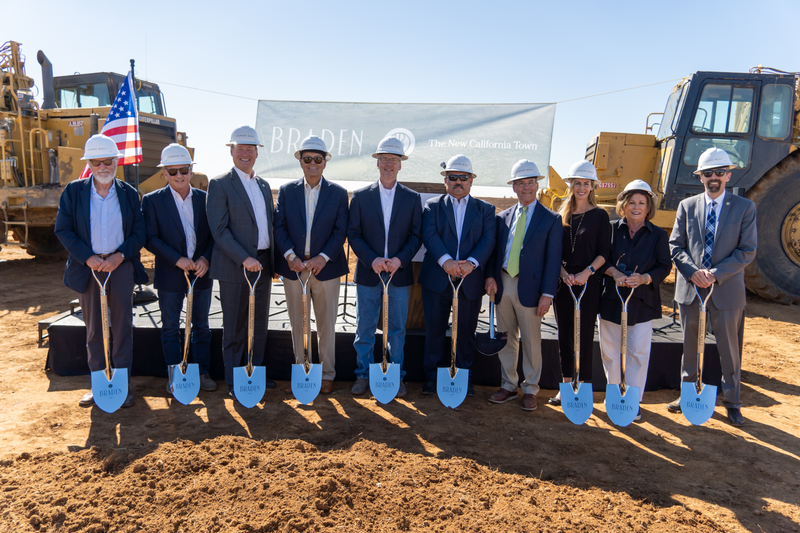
top-left (379, 157), bottom-right (400, 164)
top-left (702, 169), bottom-right (728, 178)
top-left (89, 159), bottom-right (115, 168)
top-left (447, 174), bottom-right (470, 182)
top-left (166, 167), bottom-right (191, 176)
top-left (301, 156), bottom-right (325, 165)
top-left (514, 180), bottom-right (538, 188)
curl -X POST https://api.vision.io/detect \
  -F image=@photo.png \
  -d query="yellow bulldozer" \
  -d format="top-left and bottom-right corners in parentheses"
top-left (540, 68), bottom-right (800, 304)
top-left (0, 40), bottom-right (205, 258)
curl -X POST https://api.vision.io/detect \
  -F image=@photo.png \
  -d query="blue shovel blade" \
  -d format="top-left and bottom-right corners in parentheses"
top-left (291, 363), bottom-right (322, 405)
top-left (605, 384), bottom-right (641, 427)
top-left (436, 367), bottom-right (468, 409)
top-left (232, 365), bottom-right (266, 408)
top-left (559, 382), bottom-right (594, 425)
top-left (91, 367), bottom-right (128, 414)
top-left (369, 363), bottom-right (400, 404)
top-left (169, 363), bottom-right (200, 405)
top-left (681, 381), bottom-right (718, 425)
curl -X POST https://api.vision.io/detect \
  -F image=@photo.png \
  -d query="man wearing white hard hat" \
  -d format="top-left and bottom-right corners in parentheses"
top-left (668, 147), bottom-right (757, 426)
top-left (419, 154), bottom-right (496, 396)
top-left (347, 137), bottom-right (423, 397)
top-left (484, 159), bottom-right (562, 411)
top-left (274, 135), bottom-right (349, 394)
top-left (142, 144), bottom-right (217, 393)
top-left (54, 134), bottom-right (148, 408)
top-left (207, 125), bottom-right (277, 399)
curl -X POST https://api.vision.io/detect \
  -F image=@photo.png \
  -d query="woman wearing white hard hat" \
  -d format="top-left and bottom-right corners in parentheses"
top-left (596, 179), bottom-right (671, 421)
top-left (549, 160), bottom-right (611, 406)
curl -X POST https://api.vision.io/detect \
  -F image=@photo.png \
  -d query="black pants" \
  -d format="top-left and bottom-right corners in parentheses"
top-left (554, 279), bottom-right (599, 381)
top-left (421, 286), bottom-right (481, 381)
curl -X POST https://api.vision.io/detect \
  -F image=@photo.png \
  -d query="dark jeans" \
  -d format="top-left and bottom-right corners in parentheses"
top-left (421, 285), bottom-right (481, 381)
top-left (159, 288), bottom-right (213, 374)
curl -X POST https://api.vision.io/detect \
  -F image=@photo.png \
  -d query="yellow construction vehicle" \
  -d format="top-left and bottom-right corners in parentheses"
top-left (541, 69), bottom-right (800, 304)
top-left (0, 40), bottom-right (205, 258)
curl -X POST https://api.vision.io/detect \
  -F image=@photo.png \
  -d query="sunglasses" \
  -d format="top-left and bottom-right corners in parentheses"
top-left (447, 174), bottom-right (470, 182)
top-left (166, 167), bottom-right (191, 176)
top-left (702, 169), bottom-right (728, 178)
top-left (301, 156), bottom-right (325, 165)
top-left (89, 159), bottom-right (114, 168)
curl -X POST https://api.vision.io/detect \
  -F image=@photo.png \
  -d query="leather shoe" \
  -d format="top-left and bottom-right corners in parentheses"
top-left (397, 382), bottom-right (407, 398)
top-left (726, 407), bottom-right (744, 427)
top-left (284, 384), bottom-right (293, 394)
top-left (228, 385), bottom-right (237, 400)
top-left (320, 379), bottom-right (334, 394)
top-left (634, 408), bottom-right (642, 422)
top-left (199, 373), bottom-right (218, 392)
top-left (351, 378), bottom-right (368, 395)
top-left (422, 381), bottom-right (436, 395)
top-left (121, 392), bottom-right (134, 408)
top-left (488, 388), bottom-right (518, 404)
top-left (79, 391), bottom-right (94, 408)
top-left (521, 394), bottom-right (538, 411)
top-left (548, 397), bottom-right (561, 406)
top-left (264, 378), bottom-right (276, 389)
top-left (667, 398), bottom-right (682, 412)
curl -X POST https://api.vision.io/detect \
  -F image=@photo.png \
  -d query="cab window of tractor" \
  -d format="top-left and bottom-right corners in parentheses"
top-left (758, 84), bottom-right (792, 139)
top-left (692, 84), bottom-right (754, 135)
top-left (55, 83), bottom-right (110, 108)
top-left (135, 88), bottom-right (161, 115)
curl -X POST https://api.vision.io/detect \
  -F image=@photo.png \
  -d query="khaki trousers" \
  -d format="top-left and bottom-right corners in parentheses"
top-left (496, 272), bottom-right (543, 395)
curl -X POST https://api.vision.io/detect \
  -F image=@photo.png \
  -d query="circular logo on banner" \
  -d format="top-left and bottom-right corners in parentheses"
top-left (385, 128), bottom-right (415, 156)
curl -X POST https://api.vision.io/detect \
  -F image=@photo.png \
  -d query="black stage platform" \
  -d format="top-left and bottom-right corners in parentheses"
top-left (44, 281), bottom-right (723, 391)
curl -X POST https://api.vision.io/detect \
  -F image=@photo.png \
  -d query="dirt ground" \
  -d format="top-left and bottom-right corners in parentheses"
top-left (1, 245), bottom-right (799, 533)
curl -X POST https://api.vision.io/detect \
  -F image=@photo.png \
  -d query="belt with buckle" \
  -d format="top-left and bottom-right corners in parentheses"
top-left (97, 252), bottom-right (116, 259)
top-left (257, 248), bottom-right (270, 255)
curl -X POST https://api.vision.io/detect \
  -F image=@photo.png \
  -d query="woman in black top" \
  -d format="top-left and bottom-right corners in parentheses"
top-left (550, 161), bottom-right (611, 406)
top-left (598, 180), bottom-right (671, 421)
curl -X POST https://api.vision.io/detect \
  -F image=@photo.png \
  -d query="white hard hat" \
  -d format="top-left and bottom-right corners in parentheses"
top-left (693, 147), bottom-right (736, 174)
top-left (80, 134), bottom-right (122, 160)
top-left (617, 179), bottom-right (658, 203)
top-left (508, 159), bottom-right (544, 184)
top-left (158, 143), bottom-right (194, 167)
top-left (294, 135), bottom-right (332, 161)
top-left (566, 160), bottom-right (598, 182)
top-left (440, 154), bottom-right (475, 177)
top-left (226, 125), bottom-right (263, 147)
top-left (372, 137), bottom-right (408, 160)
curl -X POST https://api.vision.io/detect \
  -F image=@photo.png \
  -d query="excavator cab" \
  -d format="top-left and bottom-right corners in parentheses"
top-left (52, 72), bottom-right (165, 116)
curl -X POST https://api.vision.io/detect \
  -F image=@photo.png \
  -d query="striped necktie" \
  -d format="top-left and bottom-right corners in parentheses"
top-left (702, 201), bottom-right (717, 269)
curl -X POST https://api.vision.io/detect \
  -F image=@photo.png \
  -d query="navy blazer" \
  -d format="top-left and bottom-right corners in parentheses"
top-left (141, 185), bottom-right (214, 292)
top-left (485, 202), bottom-right (563, 308)
top-left (273, 177), bottom-right (349, 282)
top-left (347, 181), bottom-right (422, 288)
top-left (418, 194), bottom-right (496, 301)
top-left (54, 177), bottom-right (148, 293)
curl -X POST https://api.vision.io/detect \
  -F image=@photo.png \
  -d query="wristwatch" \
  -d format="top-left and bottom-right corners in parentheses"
top-left (588, 265), bottom-right (596, 275)
top-left (117, 251), bottom-right (125, 260)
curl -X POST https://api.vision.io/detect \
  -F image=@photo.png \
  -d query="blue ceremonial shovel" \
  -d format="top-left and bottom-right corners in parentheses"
top-left (370, 272), bottom-right (400, 404)
top-left (169, 272), bottom-right (201, 405)
top-left (292, 270), bottom-right (322, 405)
top-left (681, 284), bottom-right (718, 425)
top-left (90, 270), bottom-right (128, 413)
top-left (560, 284), bottom-right (593, 425)
top-left (437, 276), bottom-right (469, 409)
top-left (233, 267), bottom-right (266, 408)
top-left (605, 284), bottom-right (641, 427)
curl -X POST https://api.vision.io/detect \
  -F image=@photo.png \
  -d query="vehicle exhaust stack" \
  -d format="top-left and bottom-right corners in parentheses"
top-left (36, 50), bottom-right (56, 110)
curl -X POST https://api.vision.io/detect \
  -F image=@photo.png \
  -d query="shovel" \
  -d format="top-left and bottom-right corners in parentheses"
top-left (291, 270), bottom-right (323, 405)
top-left (369, 271), bottom-right (401, 404)
top-left (560, 284), bottom-right (593, 425)
top-left (169, 271), bottom-right (201, 405)
top-left (437, 276), bottom-right (469, 409)
top-left (232, 267), bottom-right (266, 408)
top-left (605, 284), bottom-right (640, 427)
top-left (475, 291), bottom-right (508, 356)
top-left (90, 270), bottom-right (128, 413)
top-left (681, 283), bottom-right (717, 425)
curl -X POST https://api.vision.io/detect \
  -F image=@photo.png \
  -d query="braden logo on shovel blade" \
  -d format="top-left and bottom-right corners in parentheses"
top-left (605, 384), bottom-right (641, 427)
top-left (559, 381), bottom-right (593, 425)
top-left (292, 364), bottom-right (322, 405)
top-left (91, 367), bottom-right (128, 413)
top-left (233, 366), bottom-right (266, 408)
top-left (369, 363), bottom-right (400, 404)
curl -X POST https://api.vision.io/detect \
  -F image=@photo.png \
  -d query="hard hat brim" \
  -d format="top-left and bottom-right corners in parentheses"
top-left (80, 153), bottom-right (122, 161)
top-left (372, 152), bottom-right (408, 161)
top-left (692, 164), bottom-right (737, 175)
top-left (294, 149), bottom-right (332, 161)
top-left (441, 170), bottom-right (476, 178)
top-left (507, 174), bottom-right (544, 184)
top-left (227, 142), bottom-right (264, 147)
top-left (566, 175), bottom-right (599, 181)
top-left (157, 162), bottom-right (195, 168)
top-left (617, 189), bottom-right (659, 203)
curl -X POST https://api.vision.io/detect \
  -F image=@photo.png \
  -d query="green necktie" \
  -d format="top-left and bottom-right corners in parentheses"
top-left (506, 206), bottom-right (527, 277)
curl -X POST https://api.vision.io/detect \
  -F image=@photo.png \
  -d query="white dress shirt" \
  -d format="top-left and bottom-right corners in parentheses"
top-left (90, 178), bottom-right (124, 255)
top-left (170, 186), bottom-right (196, 259)
top-left (437, 194), bottom-right (479, 268)
top-left (379, 181), bottom-right (397, 258)
top-left (283, 179), bottom-right (331, 262)
top-left (703, 190), bottom-right (725, 237)
top-left (234, 167), bottom-right (270, 250)
top-left (502, 201), bottom-right (537, 269)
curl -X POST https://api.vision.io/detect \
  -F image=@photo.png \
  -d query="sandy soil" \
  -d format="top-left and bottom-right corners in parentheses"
top-left (0, 245), bottom-right (798, 533)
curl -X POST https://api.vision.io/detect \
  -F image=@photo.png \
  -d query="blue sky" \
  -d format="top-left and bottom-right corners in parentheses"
top-left (7, 0), bottom-right (797, 185)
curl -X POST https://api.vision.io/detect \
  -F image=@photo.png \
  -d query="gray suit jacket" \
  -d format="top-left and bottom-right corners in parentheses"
top-left (670, 192), bottom-right (757, 309)
top-left (206, 167), bottom-right (275, 283)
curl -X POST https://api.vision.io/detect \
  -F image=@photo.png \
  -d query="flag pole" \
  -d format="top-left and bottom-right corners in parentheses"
top-left (130, 58), bottom-right (139, 194)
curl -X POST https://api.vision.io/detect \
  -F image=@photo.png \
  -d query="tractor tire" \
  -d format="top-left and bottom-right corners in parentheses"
top-left (12, 227), bottom-right (69, 261)
top-left (745, 152), bottom-right (800, 304)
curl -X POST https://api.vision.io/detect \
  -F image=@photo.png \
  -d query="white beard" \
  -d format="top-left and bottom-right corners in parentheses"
top-left (93, 172), bottom-right (114, 185)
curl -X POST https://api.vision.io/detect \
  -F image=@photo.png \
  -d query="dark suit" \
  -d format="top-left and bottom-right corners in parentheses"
top-left (54, 177), bottom-right (147, 374)
top-left (485, 201), bottom-right (563, 395)
top-left (206, 168), bottom-right (275, 386)
top-left (273, 176), bottom-right (349, 380)
top-left (142, 185), bottom-right (214, 373)
top-left (670, 191), bottom-right (757, 409)
top-left (419, 194), bottom-right (496, 381)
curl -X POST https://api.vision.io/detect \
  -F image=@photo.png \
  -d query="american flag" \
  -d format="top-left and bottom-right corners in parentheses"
top-left (80, 71), bottom-right (141, 178)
